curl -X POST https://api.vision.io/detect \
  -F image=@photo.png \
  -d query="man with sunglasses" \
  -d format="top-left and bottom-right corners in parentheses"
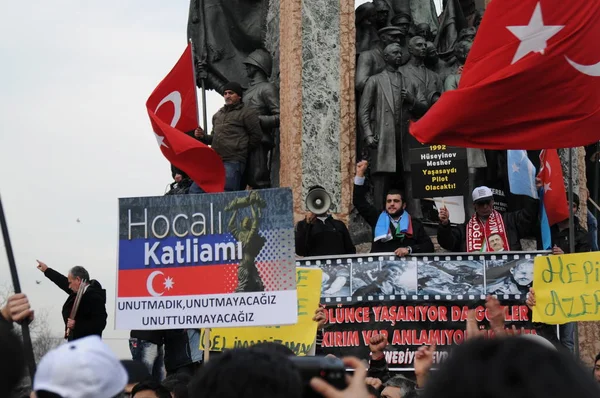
top-left (437, 184), bottom-right (540, 252)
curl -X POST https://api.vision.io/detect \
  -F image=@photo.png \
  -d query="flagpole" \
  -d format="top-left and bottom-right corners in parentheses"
top-left (0, 195), bottom-right (37, 379)
top-left (189, 38), bottom-right (208, 134)
top-left (567, 148), bottom-right (579, 358)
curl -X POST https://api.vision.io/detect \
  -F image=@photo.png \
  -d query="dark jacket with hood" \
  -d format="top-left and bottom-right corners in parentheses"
top-left (44, 268), bottom-right (107, 341)
top-left (437, 196), bottom-right (539, 252)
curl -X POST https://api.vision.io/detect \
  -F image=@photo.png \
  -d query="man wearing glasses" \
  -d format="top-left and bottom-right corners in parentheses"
top-left (437, 184), bottom-right (540, 252)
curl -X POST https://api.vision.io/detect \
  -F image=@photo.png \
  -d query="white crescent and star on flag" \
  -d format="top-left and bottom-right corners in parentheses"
top-left (506, 2), bottom-right (599, 76)
top-left (146, 270), bottom-right (175, 297)
top-left (152, 90), bottom-right (184, 149)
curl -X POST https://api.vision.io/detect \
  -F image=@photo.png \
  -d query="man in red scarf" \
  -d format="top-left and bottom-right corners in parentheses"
top-left (437, 182), bottom-right (541, 252)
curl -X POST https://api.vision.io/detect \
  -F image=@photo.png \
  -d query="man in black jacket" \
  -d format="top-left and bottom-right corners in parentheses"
top-left (295, 192), bottom-right (356, 257)
top-left (353, 160), bottom-right (434, 255)
top-left (36, 260), bottom-right (107, 341)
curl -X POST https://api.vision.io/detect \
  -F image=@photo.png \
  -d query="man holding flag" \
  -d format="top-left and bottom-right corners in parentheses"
top-left (146, 43), bottom-right (225, 193)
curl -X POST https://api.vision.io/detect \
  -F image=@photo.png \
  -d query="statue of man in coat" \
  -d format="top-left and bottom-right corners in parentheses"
top-left (358, 43), bottom-right (429, 213)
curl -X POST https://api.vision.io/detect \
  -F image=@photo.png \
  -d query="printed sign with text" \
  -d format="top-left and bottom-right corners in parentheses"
top-left (410, 144), bottom-right (468, 199)
top-left (115, 189), bottom-right (297, 330)
top-left (533, 252), bottom-right (600, 324)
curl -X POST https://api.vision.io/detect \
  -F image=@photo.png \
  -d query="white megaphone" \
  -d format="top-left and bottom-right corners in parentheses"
top-left (305, 186), bottom-right (332, 215)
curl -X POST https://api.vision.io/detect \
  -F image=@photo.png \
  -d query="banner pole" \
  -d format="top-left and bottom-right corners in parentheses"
top-left (203, 328), bottom-right (211, 362)
top-left (567, 148), bottom-right (580, 359)
top-left (0, 195), bottom-right (37, 378)
top-left (188, 38), bottom-right (206, 132)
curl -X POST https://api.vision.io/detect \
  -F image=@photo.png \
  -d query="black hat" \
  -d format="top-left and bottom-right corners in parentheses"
top-left (223, 81), bottom-right (243, 98)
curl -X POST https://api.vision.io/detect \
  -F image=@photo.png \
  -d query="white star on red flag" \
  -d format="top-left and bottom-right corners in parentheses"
top-left (506, 2), bottom-right (564, 64)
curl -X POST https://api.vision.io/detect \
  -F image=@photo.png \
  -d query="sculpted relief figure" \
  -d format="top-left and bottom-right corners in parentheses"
top-left (356, 26), bottom-right (405, 94)
top-left (444, 40), bottom-right (471, 92)
top-left (358, 43), bottom-right (428, 212)
top-left (389, 13), bottom-right (413, 66)
top-left (356, 3), bottom-right (379, 54)
top-left (400, 36), bottom-right (443, 107)
top-left (243, 49), bottom-right (280, 189)
top-left (425, 41), bottom-right (451, 82)
top-left (187, 0), bottom-right (269, 93)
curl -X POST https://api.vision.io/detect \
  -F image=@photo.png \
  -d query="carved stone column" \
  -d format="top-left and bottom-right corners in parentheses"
top-left (278, 0), bottom-right (356, 223)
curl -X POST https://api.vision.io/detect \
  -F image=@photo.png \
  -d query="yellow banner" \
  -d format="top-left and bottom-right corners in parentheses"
top-left (200, 267), bottom-right (322, 355)
top-left (533, 252), bottom-right (600, 324)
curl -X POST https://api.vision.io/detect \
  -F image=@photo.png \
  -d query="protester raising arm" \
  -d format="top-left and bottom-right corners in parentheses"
top-left (367, 333), bottom-right (391, 383)
top-left (37, 260), bottom-right (71, 295)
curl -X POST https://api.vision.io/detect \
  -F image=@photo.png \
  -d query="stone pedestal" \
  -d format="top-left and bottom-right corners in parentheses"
top-left (279, 0), bottom-right (356, 223)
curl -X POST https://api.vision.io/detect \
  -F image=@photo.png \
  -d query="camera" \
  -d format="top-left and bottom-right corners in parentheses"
top-left (289, 356), bottom-right (347, 398)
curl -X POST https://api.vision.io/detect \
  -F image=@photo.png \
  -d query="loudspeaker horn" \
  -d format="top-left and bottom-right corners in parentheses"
top-left (306, 186), bottom-right (332, 214)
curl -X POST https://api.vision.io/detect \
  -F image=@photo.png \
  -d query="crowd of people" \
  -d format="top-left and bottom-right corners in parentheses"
top-left (2, 289), bottom-right (600, 398)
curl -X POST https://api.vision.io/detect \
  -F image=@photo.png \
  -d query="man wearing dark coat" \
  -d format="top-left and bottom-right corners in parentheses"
top-left (400, 36), bottom-right (443, 107)
top-left (358, 43), bottom-right (428, 211)
top-left (36, 260), bottom-right (107, 341)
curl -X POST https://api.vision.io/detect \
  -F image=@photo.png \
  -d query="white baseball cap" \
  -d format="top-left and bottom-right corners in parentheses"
top-left (33, 336), bottom-right (127, 398)
top-left (472, 186), bottom-right (494, 204)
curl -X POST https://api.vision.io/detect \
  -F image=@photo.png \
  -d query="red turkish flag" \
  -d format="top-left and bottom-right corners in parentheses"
top-left (410, 0), bottom-right (600, 149)
top-left (537, 149), bottom-right (569, 225)
top-left (146, 43), bottom-right (225, 192)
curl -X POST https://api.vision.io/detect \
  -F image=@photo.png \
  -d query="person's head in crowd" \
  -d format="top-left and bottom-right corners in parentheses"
top-left (385, 188), bottom-right (407, 219)
top-left (130, 380), bottom-right (171, 398)
top-left (0, 321), bottom-right (25, 397)
top-left (189, 347), bottom-right (302, 398)
top-left (68, 265), bottom-right (89, 293)
top-left (488, 233), bottom-right (504, 252)
top-left (252, 341), bottom-right (296, 356)
top-left (472, 186), bottom-right (494, 219)
top-left (421, 337), bottom-right (600, 398)
top-left (162, 374), bottom-right (191, 398)
top-left (222, 82), bottom-right (243, 106)
top-left (594, 352), bottom-right (600, 383)
top-left (120, 360), bottom-right (152, 395)
top-left (510, 260), bottom-right (533, 287)
top-left (381, 375), bottom-right (416, 398)
top-left (33, 336), bottom-right (127, 398)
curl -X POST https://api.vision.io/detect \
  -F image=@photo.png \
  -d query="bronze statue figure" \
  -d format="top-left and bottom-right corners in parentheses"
top-left (373, 0), bottom-right (392, 30)
top-left (356, 26), bottom-right (405, 94)
top-left (400, 36), bottom-right (443, 107)
top-left (356, 3), bottom-right (380, 54)
top-left (444, 40), bottom-right (472, 92)
top-left (358, 43), bottom-right (428, 212)
top-left (242, 49), bottom-right (280, 189)
top-left (389, 13), bottom-right (413, 66)
top-left (425, 41), bottom-right (451, 83)
top-left (187, 0), bottom-right (269, 93)
top-left (225, 191), bottom-right (267, 293)
top-left (415, 23), bottom-right (435, 42)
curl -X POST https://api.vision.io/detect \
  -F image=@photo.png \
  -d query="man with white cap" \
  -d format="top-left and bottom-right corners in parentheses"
top-left (33, 335), bottom-right (127, 398)
top-left (437, 183), bottom-right (540, 252)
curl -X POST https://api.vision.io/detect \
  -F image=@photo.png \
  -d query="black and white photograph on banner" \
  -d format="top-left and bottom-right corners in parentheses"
top-left (352, 259), bottom-right (418, 296)
top-left (417, 258), bottom-right (485, 295)
top-left (320, 263), bottom-right (351, 297)
top-left (486, 256), bottom-right (534, 295)
top-left (350, 260), bottom-right (381, 296)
